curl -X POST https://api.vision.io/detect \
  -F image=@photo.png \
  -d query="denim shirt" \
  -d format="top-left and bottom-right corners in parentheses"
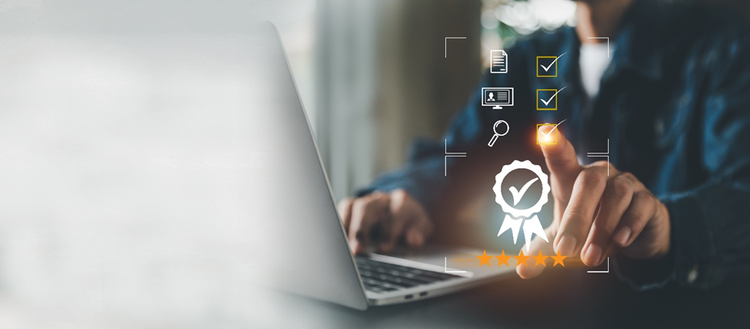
top-left (359, 0), bottom-right (750, 289)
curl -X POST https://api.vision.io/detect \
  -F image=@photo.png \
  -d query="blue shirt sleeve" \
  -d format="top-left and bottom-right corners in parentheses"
top-left (615, 30), bottom-right (750, 290)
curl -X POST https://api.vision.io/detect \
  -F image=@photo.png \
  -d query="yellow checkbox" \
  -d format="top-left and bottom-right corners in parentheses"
top-left (537, 89), bottom-right (558, 110)
top-left (536, 56), bottom-right (558, 78)
top-left (537, 123), bottom-right (558, 145)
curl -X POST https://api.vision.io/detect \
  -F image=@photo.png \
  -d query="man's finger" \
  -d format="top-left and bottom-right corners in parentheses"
top-left (403, 218), bottom-right (432, 248)
top-left (614, 190), bottom-right (657, 248)
top-left (337, 197), bottom-right (354, 231)
top-left (538, 126), bottom-right (581, 203)
top-left (554, 165), bottom-right (609, 257)
top-left (398, 191), bottom-right (434, 249)
top-left (583, 172), bottom-right (635, 266)
top-left (378, 190), bottom-right (413, 253)
top-left (517, 226), bottom-right (557, 279)
top-left (348, 193), bottom-right (391, 254)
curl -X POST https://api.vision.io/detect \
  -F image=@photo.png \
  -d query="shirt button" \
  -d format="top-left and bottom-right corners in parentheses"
top-left (687, 264), bottom-right (699, 284)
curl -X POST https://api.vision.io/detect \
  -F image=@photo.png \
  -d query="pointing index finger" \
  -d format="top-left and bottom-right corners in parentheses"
top-left (538, 126), bottom-right (580, 202)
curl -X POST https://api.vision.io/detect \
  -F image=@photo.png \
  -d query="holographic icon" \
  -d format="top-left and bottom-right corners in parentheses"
top-left (490, 50), bottom-right (508, 74)
top-left (487, 120), bottom-right (509, 147)
top-left (537, 119), bottom-right (566, 145)
top-left (493, 160), bottom-right (550, 251)
top-left (537, 52), bottom-right (566, 77)
top-left (481, 87), bottom-right (514, 110)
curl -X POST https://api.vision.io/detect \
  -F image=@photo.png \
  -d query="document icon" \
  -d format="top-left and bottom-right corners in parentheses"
top-left (490, 50), bottom-right (508, 74)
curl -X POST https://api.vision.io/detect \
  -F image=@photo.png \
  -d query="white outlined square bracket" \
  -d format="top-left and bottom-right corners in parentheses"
top-left (444, 139), bottom-right (466, 176)
top-left (444, 257), bottom-right (467, 274)
top-left (586, 37), bottom-right (610, 58)
top-left (587, 257), bottom-right (610, 274)
top-left (444, 37), bottom-right (467, 58)
top-left (587, 139), bottom-right (610, 176)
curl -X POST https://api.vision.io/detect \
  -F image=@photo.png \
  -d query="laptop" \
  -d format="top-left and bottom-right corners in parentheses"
top-left (249, 22), bottom-right (514, 310)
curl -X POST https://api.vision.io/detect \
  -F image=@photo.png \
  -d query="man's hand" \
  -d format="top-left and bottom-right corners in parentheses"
top-left (517, 127), bottom-right (671, 279)
top-left (337, 189), bottom-right (433, 254)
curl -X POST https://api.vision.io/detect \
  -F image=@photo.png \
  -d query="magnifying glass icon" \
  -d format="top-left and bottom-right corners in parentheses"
top-left (487, 120), bottom-right (509, 147)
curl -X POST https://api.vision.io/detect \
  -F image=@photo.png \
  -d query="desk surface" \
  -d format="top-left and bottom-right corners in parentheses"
top-left (1, 269), bottom-right (746, 328)
top-left (267, 269), bottom-right (748, 329)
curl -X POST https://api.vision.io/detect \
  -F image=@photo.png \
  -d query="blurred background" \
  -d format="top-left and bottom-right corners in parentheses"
top-left (314, 0), bottom-right (749, 199)
top-left (1, 0), bottom-right (748, 327)
top-left (316, 0), bottom-right (577, 199)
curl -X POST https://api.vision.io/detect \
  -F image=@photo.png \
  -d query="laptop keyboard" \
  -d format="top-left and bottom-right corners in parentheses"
top-left (354, 256), bottom-right (462, 293)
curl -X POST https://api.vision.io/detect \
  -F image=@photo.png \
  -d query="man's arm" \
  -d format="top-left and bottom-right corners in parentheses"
top-left (645, 31), bottom-right (750, 289)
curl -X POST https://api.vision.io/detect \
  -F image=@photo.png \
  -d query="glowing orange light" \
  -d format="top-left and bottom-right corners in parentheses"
top-left (536, 123), bottom-right (558, 145)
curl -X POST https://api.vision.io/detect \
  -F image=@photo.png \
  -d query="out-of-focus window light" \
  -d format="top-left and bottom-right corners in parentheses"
top-left (481, 0), bottom-right (577, 66)
top-left (279, 11), bottom-right (316, 130)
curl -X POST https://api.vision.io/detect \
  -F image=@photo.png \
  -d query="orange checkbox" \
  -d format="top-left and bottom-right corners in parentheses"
top-left (537, 123), bottom-right (558, 145)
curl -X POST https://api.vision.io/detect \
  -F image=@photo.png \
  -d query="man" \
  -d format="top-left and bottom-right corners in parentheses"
top-left (338, 0), bottom-right (750, 289)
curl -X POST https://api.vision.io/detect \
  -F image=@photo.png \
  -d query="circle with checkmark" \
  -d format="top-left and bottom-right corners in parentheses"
top-left (493, 160), bottom-right (550, 219)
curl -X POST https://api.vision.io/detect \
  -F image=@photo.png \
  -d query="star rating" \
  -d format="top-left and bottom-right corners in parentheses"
top-left (471, 250), bottom-right (567, 267)
top-left (533, 250), bottom-right (548, 267)
top-left (477, 250), bottom-right (493, 266)
top-left (495, 250), bottom-right (511, 266)
top-left (551, 250), bottom-right (567, 267)
top-left (513, 250), bottom-right (530, 267)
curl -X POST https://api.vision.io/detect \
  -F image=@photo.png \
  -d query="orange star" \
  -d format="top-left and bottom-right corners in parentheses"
top-left (551, 250), bottom-right (567, 267)
top-left (477, 250), bottom-right (492, 266)
top-left (513, 250), bottom-right (530, 267)
top-left (495, 250), bottom-right (511, 266)
top-left (533, 250), bottom-right (548, 267)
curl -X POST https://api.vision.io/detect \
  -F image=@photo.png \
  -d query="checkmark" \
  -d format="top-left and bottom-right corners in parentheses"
top-left (508, 177), bottom-right (539, 206)
top-left (537, 119), bottom-right (567, 145)
top-left (540, 119), bottom-right (567, 138)
top-left (539, 52), bottom-right (566, 72)
top-left (539, 86), bottom-right (567, 106)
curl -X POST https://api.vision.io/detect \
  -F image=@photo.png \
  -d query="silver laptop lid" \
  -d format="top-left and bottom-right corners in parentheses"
top-left (246, 22), bottom-right (368, 310)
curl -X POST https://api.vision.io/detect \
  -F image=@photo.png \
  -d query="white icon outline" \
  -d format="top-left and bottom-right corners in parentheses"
top-left (490, 50), bottom-right (508, 74)
top-left (493, 160), bottom-right (551, 251)
top-left (481, 87), bottom-right (514, 110)
top-left (487, 120), bottom-right (509, 147)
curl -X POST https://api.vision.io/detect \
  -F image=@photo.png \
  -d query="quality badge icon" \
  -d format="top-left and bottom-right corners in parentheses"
top-left (493, 160), bottom-right (551, 251)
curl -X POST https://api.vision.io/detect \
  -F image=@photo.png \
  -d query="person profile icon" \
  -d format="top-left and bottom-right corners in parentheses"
top-left (481, 87), bottom-right (514, 110)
